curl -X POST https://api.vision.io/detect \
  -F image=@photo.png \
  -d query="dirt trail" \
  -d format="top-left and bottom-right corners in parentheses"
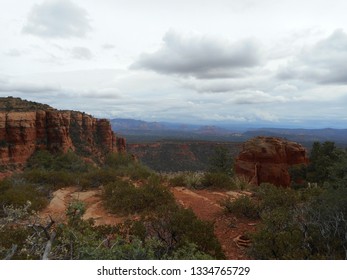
top-left (172, 187), bottom-right (257, 259)
top-left (40, 186), bottom-right (257, 259)
top-left (39, 187), bottom-right (124, 225)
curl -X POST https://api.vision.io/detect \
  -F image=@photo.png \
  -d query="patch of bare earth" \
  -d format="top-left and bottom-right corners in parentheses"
top-left (172, 187), bottom-right (257, 260)
top-left (39, 186), bottom-right (124, 226)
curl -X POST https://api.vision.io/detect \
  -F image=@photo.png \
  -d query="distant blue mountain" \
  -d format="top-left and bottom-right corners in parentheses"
top-left (110, 118), bottom-right (347, 146)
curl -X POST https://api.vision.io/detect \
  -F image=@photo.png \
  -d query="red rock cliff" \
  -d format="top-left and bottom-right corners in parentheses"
top-left (0, 97), bottom-right (125, 169)
top-left (234, 136), bottom-right (308, 187)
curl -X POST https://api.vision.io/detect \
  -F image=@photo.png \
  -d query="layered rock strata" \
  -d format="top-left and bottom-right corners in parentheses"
top-left (234, 136), bottom-right (308, 187)
top-left (0, 97), bottom-right (125, 168)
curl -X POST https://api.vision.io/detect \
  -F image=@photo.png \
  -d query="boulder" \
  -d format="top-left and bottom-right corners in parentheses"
top-left (234, 136), bottom-right (308, 187)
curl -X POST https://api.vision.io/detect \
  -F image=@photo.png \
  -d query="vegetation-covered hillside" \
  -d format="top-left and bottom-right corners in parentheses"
top-left (0, 151), bottom-right (223, 260)
top-left (127, 140), bottom-right (241, 172)
top-left (0, 97), bottom-right (53, 112)
top-left (1, 140), bottom-right (347, 260)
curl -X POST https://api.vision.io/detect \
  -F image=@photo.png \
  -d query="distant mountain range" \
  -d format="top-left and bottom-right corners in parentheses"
top-left (111, 118), bottom-right (347, 146)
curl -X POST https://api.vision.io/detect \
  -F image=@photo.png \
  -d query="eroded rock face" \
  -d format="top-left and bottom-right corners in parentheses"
top-left (234, 136), bottom-right (308, 187)
top-left (0, 97), bottom-right (125, 169)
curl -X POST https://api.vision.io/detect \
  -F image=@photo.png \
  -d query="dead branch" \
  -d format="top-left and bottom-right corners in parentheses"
top-left (3, 244), bottom-right (18, 260)
top-left (42, 231), bottom-right (56, 260)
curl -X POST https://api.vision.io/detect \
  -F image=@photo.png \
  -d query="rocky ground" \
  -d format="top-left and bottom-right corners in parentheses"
top-left (39, 185), bottom-right (258, 259)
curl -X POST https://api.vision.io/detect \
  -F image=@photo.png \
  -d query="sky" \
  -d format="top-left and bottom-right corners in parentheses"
top-left (1, 0), bottom-right (347, 128)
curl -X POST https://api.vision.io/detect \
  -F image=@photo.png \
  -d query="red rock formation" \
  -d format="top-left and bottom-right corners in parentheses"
top-left (234, 136), bottom-right (308, 187)
top-left (0, 97), bottom-right (125, 169)
top-left (116, 137), bottom-right (126, 153)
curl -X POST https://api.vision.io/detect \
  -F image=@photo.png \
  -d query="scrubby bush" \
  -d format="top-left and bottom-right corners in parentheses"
top-left (250, 208), bottom-right (305, 259)
top-left (133, 204), bottom-right (225, 259)
top-left (249, 184), bottom-right (347, 259)
top-left (123, 164), bottom-right (153, 181)
top-left (104, 153), bottom-right (153, 181)
top-left (104, 153), bottom-right (134, 168)
top-left (103, 176), bottom-right (175, 215)
top-left (255, 183), bottom-right (299, 212)
top-left (230, 175), bottom-right (254, 190)
top-left (223, 195), bottom-right (259, 219)
top-left (0, 178), bottom-right (47, 212)
top-left (201, 172), bottom-right (233, 189)
top-left (27, 150), bottom-right (92, 172)
top-left (23, 169), bottom-right (76, 190)
top-left (168, 172), bottom-right (187, 186)
top-left (0, 227), bottom-right (32, 259)
top-left (168, 172), bottom-right (203, 189)
top-left (79, 168), bottom-right (119, 189)
top-left (295, 141), bottom-right (347, 188)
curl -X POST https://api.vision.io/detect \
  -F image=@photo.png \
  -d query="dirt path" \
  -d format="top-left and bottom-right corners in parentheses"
top-left (39, 186), bottom-right (124, 225)
top-left (172, 187), bottom-right (257, 259)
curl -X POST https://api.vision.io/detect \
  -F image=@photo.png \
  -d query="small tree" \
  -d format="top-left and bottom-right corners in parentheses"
top-left (208, 146), bottom-right (233, 176)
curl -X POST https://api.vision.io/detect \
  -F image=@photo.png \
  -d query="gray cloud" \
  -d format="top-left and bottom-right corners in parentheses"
top-left (102, 44), bottom-right (115, 50)
top-left (131, 30), bottom-right (263, 79)
top-left (0, 78), bottom-right (59, 93)
top-left (0, 74), bottom-right (122, 101)
top-left (227, 90), bottom-right (287, 105)
top-left (23, 0), bottom-right (91, 38)
top-left (5, 49), bottom-right (22, 57)
top-left (70, 47), bottom-right (93, 60)
top-left (278, 29), bottom-right (347, 84)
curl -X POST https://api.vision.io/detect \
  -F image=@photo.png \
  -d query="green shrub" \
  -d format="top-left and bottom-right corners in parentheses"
top-left (223, 195), bottom-right (259, 219)
top-left (23, 169), bottom-right (76, 190)
top-left (255, 183), bottom-right (299, 212)
top-left (76, 236), bottom-right (162, 260)
top-left (0, 178), bottom-right (47, 212)
top-left (168, 172), bottom-right (203, 189)
top-left (208, 146), bottom-right (234, 176)
top-left (104, 153), bottom-right (134, 168)
top-left (230, 175), bottom-right (253, 190)
top-left (79, 168), bottom-right (119, 188)
top-left (27, 150), bottom-right (91, 172)
top-left (165, 242), bottom-right (214, 260)
top-left (201, 172), bottom-right (232, 189)
top-left (104, 153), bottom-right (153, 181)
top-left (0, 226), bottom-right (32, 259)
top-left (124, 164), bottom-right (153, 181)
top-left (250, 208), bottom-right (306, 259)
top-left (103, 177), bottom-right (175, 215)
top-left (249, 184), bottom-right (347, 259)
top-left (135, 204), bottom-right (225, 259)
top-left (168, 173), bottom-right (186, 186)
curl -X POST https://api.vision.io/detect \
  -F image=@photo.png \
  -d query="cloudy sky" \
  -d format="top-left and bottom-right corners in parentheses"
top-left (1, 0), bottom-right (347, 128)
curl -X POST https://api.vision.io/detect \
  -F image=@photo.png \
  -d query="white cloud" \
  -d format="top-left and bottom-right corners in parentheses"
top-left (22, 0), bottom-right (91, 38)
top-left (273, 83), bottom-right (298, 92)
top-left (278, 29), bottom-right (347, 85)
top-left (131, 30), bottom-right (263, 79)
top-left (253, 110), bottom-right (279, 122)
top-left (0, 76), bottom-right (60, 93)
top-left (1, 0), bottom-right (347, 128)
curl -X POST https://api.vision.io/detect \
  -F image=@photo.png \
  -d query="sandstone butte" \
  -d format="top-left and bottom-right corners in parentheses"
top-left (234, 136), bottom-right (308, 187)
top-left (0, 97), bottom-right (125, 170)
